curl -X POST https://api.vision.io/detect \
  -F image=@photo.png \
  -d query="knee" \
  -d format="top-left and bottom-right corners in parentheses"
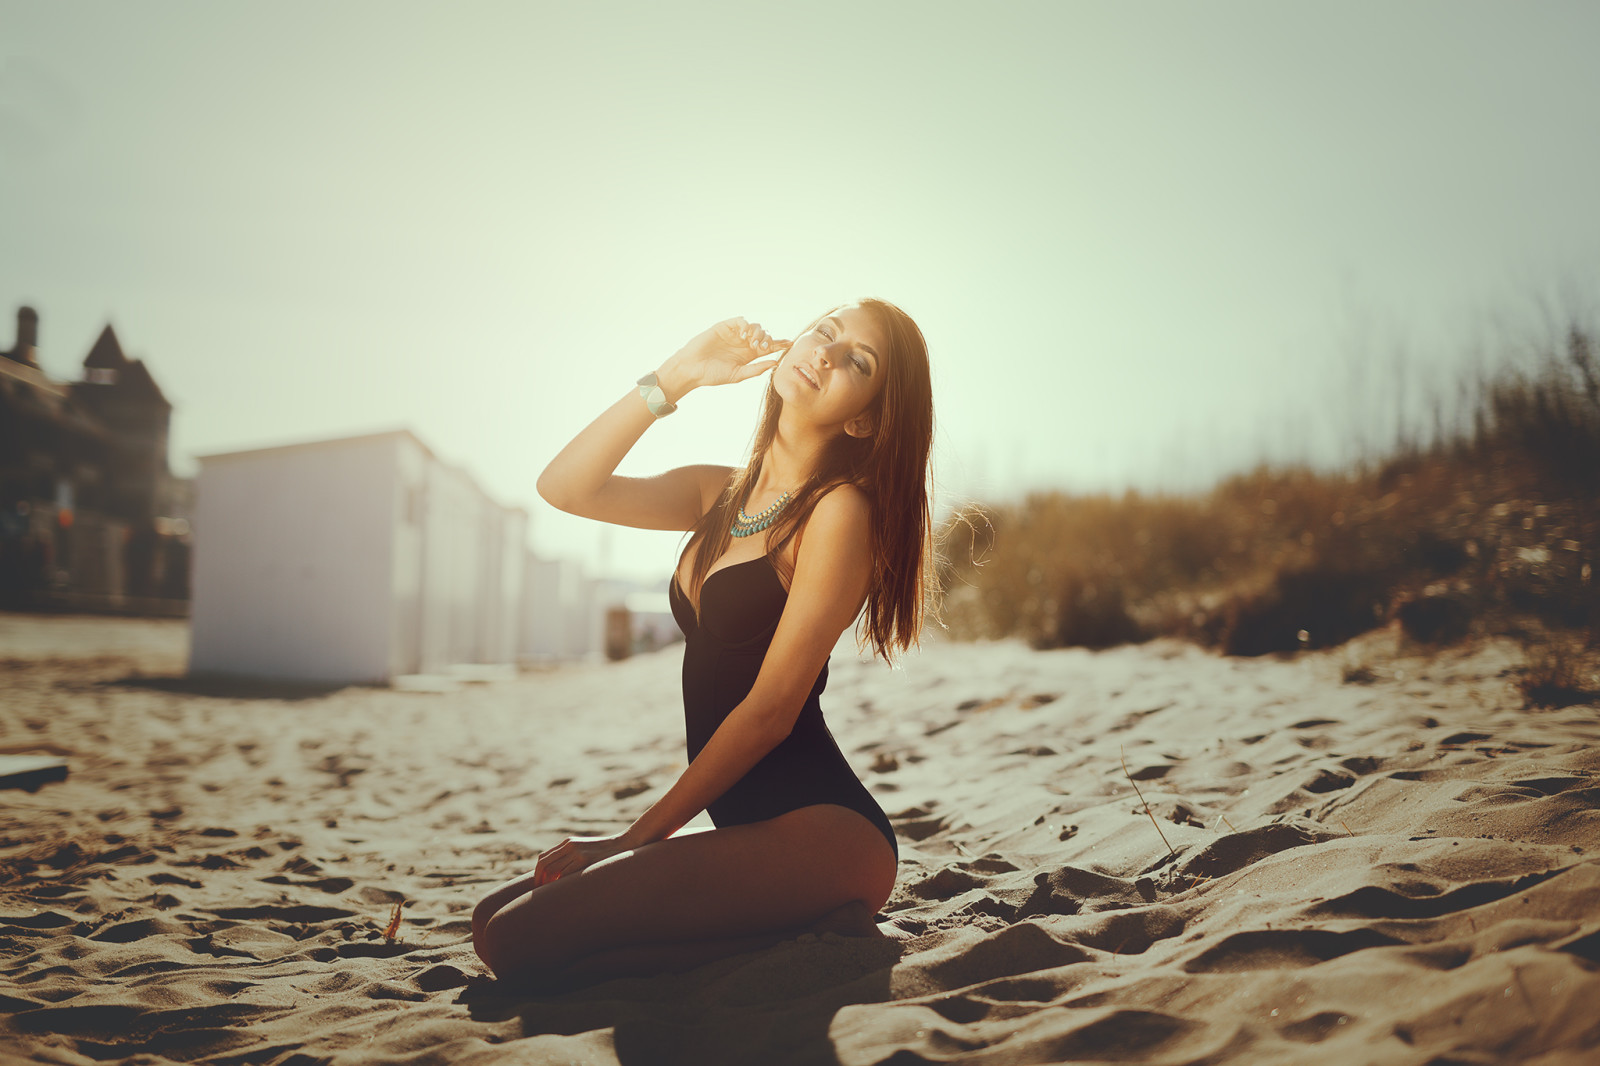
top-left (473, 916), bottom-right (503, 977)
top-left (471, 893), bottom-right (524, 977)
top-left (470, 893), bottom-right (500, 946)
top-left (476, 901), bottom-right (566, 982)
top-left (474, 908), bottom-right (522, 978)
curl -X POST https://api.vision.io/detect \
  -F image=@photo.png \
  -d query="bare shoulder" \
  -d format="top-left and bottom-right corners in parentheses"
top-left (784, 484), bottom-right (874, 619)
top-left (800, 483), bottom-right (872, 551)
top-left (811, 482), bottom-right (870, 521)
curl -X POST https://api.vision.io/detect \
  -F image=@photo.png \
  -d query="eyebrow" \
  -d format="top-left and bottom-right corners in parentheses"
top-left (826, 316), bottom-right (879, 370)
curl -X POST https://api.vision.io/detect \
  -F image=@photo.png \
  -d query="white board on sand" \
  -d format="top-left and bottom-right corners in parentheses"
top-left (0, 755), bottom-right (69, 792)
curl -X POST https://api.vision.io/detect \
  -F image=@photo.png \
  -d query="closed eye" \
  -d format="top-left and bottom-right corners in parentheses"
top-left (817, 325), bottom-right (871, 374)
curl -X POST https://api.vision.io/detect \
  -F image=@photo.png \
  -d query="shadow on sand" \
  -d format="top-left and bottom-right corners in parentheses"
top-left (103, 673), bottom-right (355, 701)
top-left (459, 937), bottom-right (902, 1065)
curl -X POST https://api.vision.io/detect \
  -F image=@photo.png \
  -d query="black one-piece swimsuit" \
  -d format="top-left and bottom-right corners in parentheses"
top-left (668, 554), bottom-right (899, 861)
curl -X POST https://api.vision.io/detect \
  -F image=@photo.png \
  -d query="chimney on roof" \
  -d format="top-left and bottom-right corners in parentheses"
top-left (3, 306), bottom-right (39, 368)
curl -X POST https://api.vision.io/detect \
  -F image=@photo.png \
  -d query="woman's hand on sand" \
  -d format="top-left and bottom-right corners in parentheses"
top-left (532, 833), bottom-right (631, 886)
top-left (659, 317), bottom-right (789, 397)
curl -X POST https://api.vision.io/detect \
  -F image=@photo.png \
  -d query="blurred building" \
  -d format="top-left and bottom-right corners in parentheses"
top-left (624, 588), bottom-right (679, 654)
top-left (518, 559), bottom-right (682, 663)
top-left (189, 429), bottom-right (530, 685)
top-left (0, 305), bottom-right (193, 613)
top-left (519, 552), bottom-right (594, 661)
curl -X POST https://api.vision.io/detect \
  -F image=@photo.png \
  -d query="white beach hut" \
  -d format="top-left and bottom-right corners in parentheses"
top-left (517, 551), bottom-right (596, 662)
top-left (518, 552), bottom-right (564, 662)
top-left (485, 507), bottom-right (527, 668)
top-left (188, 429), bottom-right (528, 685)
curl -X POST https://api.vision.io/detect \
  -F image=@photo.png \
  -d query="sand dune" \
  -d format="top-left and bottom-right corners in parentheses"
top-left (2, 612), bottom-right (1597, 1065)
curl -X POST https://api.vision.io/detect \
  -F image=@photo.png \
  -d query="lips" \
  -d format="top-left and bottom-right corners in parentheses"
top-left (795, 364), bottom-right (820, 390)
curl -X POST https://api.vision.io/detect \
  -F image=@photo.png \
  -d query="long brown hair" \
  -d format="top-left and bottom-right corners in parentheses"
top-left (680, 298), bottom-right (935, 665)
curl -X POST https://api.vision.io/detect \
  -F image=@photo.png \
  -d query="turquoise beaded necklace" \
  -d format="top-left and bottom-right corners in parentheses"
top-left (730, 489), bottom-right (792, 538)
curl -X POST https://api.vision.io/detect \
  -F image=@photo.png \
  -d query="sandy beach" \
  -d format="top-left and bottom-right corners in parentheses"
top-left (2, 611), bottom-right (1598, 1065)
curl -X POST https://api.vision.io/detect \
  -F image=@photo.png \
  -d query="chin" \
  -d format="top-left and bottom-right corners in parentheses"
top-left (772, 371), bottom-right (806, 405)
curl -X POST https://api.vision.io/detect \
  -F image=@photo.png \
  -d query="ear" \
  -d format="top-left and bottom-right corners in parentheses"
top-left (844, 412), bottom-right (875, 439)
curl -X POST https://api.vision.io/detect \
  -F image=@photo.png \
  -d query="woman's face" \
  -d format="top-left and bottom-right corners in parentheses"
top-left (773, 303), bottom-right (890, 437)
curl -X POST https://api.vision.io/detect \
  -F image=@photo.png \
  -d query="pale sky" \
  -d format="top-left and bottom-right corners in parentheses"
top-left (4, 1), bottom-right (1598, 582)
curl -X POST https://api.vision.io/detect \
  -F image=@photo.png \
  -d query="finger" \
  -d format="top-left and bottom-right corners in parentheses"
top-left (748, 339), bottom-right (791, 361)
top-left (745, 333), bottom-right (786, 359)
top-left (533, 841), bottom-right (567, 884)
top-left (734, 358), bottom-right (781, 382)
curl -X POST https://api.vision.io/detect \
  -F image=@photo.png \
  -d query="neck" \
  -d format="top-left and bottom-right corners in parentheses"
top-left (755, 408), bottom-right (841, 495)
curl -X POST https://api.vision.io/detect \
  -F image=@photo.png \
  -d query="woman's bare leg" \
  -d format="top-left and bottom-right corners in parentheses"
top-left (469, 825), bottom-right (716, 945)
top-left (473, 804), bottom-right (896, 986)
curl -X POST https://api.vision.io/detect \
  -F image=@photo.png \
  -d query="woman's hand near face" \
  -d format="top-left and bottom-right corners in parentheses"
top-left (532, 832), bottom-right (633, 887)
top-left (659, 317), bottom-right (789, 398)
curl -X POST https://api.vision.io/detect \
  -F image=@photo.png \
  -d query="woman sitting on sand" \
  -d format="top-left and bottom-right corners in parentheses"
top-left (471, 300), bottom-right (935, 987)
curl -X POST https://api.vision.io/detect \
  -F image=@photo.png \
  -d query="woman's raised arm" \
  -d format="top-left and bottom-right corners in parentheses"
top-left (535, 318), bottom-right (787, 531)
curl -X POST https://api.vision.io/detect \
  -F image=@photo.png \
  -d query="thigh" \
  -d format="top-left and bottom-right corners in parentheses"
top-left (477, 804), bottom-right (895, 980)
top-left (470, 823), bottom-right (717, 941)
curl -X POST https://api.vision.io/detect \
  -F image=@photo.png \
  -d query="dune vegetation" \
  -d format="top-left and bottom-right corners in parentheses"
top-left (935, 323), bottom-right (1599, 705)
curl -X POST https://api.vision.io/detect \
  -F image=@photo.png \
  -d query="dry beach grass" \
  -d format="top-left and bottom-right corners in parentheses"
top-left (3, 611), bottom-right (1599, 1064)
top-left (937, 324), bottom-right (1600, 664)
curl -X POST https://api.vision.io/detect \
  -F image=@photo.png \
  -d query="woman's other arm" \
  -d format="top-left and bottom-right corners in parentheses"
top-left (618, 484), bottom-right (874, 846)
top-left (536, 319), bottom-right (784, 531)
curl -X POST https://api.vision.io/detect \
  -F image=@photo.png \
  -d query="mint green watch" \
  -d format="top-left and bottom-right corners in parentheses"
top-left (636, 372), bottom-right (678, 418)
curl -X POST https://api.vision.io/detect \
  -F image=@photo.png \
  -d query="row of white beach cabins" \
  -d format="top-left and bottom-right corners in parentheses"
top-left (189, 429), bottom-right (677, 685)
